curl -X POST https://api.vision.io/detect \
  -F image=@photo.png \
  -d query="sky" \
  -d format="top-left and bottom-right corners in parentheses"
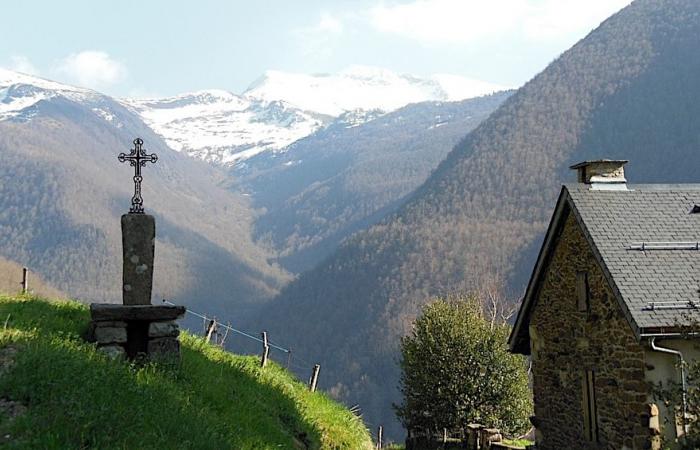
top-left (0, 0), bottom-right (632, 98)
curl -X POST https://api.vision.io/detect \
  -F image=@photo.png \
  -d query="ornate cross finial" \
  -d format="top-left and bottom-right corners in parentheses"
top-left (118, 138), bottom-right (158, 214)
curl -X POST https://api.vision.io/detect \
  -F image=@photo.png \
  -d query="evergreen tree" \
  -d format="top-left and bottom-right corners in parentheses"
top-left (394, 295), bottom-right (531, 438)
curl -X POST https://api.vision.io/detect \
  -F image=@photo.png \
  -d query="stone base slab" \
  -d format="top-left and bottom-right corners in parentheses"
top-left (89, 303), bottom-right (184, 361)
top-left (90, 304), bottom-right (185, 321)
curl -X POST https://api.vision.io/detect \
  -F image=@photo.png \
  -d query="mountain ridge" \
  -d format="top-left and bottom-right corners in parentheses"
top-left (122, 91), bottom-right (328, 164)
top-left (123, 66), bottom-right (507, 165)
top-left (0, 71), bottom-right (290, 313)
top-left (238, 92), bottom-right (511, 273)
top-left (244, 65), bottom-right (507, 116)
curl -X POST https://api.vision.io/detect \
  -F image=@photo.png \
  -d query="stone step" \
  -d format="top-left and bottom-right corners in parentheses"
top-left (90, 304), bottom-right (185, 321)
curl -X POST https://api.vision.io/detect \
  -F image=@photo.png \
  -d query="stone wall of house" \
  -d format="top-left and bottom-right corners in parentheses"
top-left (529, 213), bottom-right (652, 449)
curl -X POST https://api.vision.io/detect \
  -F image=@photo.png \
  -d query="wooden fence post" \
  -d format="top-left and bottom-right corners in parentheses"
top-left (260, 331), bottom-right (270, 368)
top-left (219, 322), bottom-right (231, 348)
top-left (205, 319), bottom-right (217, 343)
top-left (21, 267), bottom-right (28, 294)
top-left (376, 425), bottom-right (383, 449)
top-left (309, 364), bottom-right (320, 392)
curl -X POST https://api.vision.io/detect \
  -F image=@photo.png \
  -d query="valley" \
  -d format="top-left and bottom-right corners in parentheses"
top-left (2, 0), bottom-right (699, 442)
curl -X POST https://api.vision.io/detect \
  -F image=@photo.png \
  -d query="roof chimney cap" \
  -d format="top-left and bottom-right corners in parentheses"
top-left (570, 159), bottom-right (628, 189)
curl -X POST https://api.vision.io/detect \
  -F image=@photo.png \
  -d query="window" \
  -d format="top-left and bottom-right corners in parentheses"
top-left (582, 370), bottom-right (599, 442)
top-left (576, 271), bottom-right (590, 312)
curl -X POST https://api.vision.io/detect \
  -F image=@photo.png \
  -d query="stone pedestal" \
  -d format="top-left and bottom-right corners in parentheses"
top-left (88, 211), bottom-right (184, 361)
top-left (88, 304), bottom-right (185, 360)
top-left (121, 214), bottom-right (155, 305)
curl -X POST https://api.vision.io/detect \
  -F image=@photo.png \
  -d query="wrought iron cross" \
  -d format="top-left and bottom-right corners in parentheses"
top-left (118, 138), bottom-right (158, 214)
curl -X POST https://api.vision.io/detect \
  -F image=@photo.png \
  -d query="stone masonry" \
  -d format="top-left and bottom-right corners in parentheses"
top-left (121, 213), bottom-right (155, 306)
top-left (89, 304), bottom-right (184, 360)
top-left (529, 213), bottom-right (652, 449)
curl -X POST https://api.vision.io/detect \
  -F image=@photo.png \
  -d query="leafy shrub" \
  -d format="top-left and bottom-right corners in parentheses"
top-left (394, 295), bottom-right (531, 438)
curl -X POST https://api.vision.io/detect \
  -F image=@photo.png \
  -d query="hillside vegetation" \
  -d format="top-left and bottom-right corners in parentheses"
top-left (0, 95), bottom-right (289, 313)
top-left (0, 257), bottom-right (64, 299)
top-left (238, 93), bottom-right (510, 273)
top-left (256, 0), bottom-right (700, 439)
top-left (0, 296), bottom-right (372, 449)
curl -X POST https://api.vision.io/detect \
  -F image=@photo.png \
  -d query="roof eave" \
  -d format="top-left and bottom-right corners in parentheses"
top-left (508, 187), bottom-right (571, 354)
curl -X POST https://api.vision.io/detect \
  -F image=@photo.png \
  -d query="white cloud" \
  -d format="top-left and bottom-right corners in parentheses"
top-left (9, 55), bottom-right (39, 75)
top-left (54, 50), bottom-right (127, 89)
top-left (294, 13), bottom-right (345, 58)
top-left (520, 0), bottom-right (633, 40)
top-left (370, 0), bottom-right (521, 44)
top-left (369, 0), bottom-right (632, 44)
top-left (315, 13), bottom-right (343, 34)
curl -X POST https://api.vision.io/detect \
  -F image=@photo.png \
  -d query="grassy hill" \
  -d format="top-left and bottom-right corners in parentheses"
top-left (255, 0), bottom-right (700, 439)
top-left (0, 296), bottom-right (372, 449)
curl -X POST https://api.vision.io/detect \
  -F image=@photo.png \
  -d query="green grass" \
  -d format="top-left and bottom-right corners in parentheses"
top-left (0, 296), bottom-right (373, 449)
top-left (384, 439), bottom-right (530, 450)
top-left (502, 438), bottom-right (533, 447)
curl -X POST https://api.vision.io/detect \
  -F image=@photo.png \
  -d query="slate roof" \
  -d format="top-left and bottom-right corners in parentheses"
top-left (509, 183), bottom-right (700, 354)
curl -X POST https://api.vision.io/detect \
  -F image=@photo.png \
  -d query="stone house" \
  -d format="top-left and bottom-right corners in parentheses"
top-left (508, 160), bottom-right (700, 449)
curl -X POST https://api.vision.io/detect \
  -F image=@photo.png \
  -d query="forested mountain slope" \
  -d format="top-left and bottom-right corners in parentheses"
top-left (0, 74), bottom-right (288, 312)
top-left (238, 92), bottom-right (510, 272)
top-left (255, 0), bottom-right (700, 439)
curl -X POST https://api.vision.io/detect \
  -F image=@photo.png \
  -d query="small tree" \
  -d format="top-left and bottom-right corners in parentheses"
top-left (394, 295), bottom-right (531, 438)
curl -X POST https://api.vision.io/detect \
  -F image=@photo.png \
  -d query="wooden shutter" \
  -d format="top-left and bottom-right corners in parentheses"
top-left (581, 370), bottom-right (599, 442)
top-left (576, 271), bottom-right (590, 312)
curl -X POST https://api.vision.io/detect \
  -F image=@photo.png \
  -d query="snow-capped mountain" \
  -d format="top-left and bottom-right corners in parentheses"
top-left (123, 91), bottom-right (328, 164)
top-left (124, 66), bottom-right (506, 165)
top-left (0, 66), bottom-right (507, 166)
top-left (244, 65), bottom-right (506, 116)
top-left (0, 68), bottom-right (133, 131)
top-left (0, 68), bottom-right (103, 121)
top-left (0, 68), bottom-right (324, 164)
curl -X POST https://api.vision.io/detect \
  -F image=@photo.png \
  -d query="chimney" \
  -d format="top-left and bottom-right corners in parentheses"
top-left (569, 159), bottom-right (628, 190)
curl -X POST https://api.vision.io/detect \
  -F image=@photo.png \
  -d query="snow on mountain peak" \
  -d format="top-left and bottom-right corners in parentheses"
top-left (123, 89), bottom-right (327, 164)
top-left (132, 67), bottom-right (507, 165)
top-left (0, 66), bottom-right (508, 167)
top-left (339, 65), bottom-right (404, 81)
top-left (243, 66), bottom-right (507, 116)
top-left (0, 68), bottom-right (91, 94)
top-left (0, 67), bottom-right (99, 120)
top-left (431, 74), bottom-right (507, 101)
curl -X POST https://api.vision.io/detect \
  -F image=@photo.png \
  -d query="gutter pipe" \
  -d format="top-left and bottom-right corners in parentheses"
top-left (649, 337), bottom-right (688, 434)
